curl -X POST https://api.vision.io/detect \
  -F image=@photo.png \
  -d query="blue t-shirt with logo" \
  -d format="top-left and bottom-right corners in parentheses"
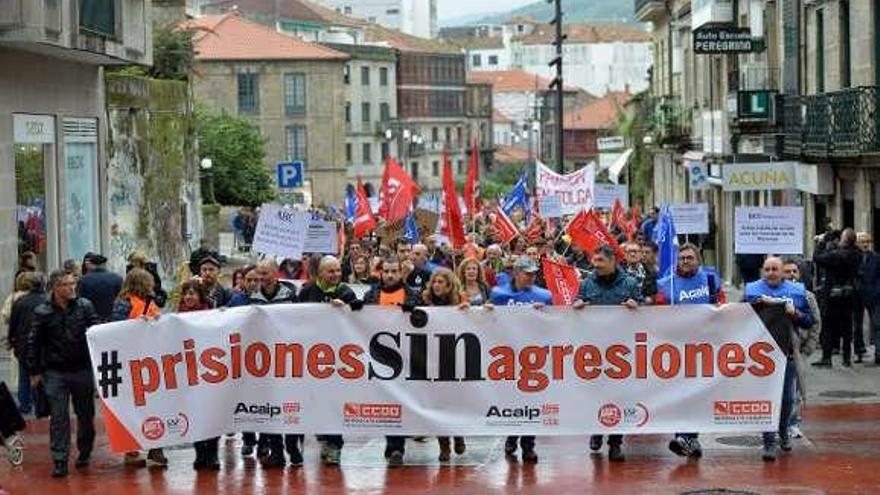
top-left (743, 278), bottom-right (814, 329)
top-left (490, 282), bottom-right (553, 306)
top-left (657, 268), bottom-right (722, 304)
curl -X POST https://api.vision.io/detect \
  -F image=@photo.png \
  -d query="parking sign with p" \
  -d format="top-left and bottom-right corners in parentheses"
top-left (277, 161), bottom-right (303, 188)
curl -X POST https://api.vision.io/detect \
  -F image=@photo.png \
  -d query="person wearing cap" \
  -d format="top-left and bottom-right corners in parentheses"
top-left (574, 244), bottom-right (641, 462)
top-left (197, 256), bottom-right (232, 308)
top-left (76, 253), bottom-right (123, 323)
top-left (488, 254), bottom-right (552, 464)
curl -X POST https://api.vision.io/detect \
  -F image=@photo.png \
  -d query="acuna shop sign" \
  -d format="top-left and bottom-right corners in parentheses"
top-left (722, 162), bottom-right (797, 191)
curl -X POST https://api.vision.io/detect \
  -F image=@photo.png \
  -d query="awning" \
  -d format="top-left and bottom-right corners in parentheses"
top-left (682, 151), bottom-right (705, 163)
top-left (608, 148), bottom-right (634, 184)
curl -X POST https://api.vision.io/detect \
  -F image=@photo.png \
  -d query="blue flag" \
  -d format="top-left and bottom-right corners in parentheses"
top-left (403, 210), bottom-right (420, 243)
top-left (502, 169), bottom-right (529, 217)
top-left (652, 205), bottom-right (678, 280)
top-left (344, 185), bottom-right (356, 223)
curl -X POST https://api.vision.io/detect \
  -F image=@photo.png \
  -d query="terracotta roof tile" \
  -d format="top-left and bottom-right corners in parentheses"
top-left (466, 69), bottom-right (551, 93)
top-left (563, 91), bottom-right (632, 130)
top-left (364, 23), bottom-right (460, 54)
top-left (516, 23), bottom-right (651, 45)
top-left (447, 36), bottom-right (505, 50)
top-left (494, 145), bottom-right (531, 164)
top-left (187, 13), bottom-right (348, 61)
top-left (493, 108), bottom-right (514, 123)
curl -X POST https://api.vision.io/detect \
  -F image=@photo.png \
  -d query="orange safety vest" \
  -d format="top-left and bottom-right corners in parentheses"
top-left (127, 295), bottom-right (160, 320)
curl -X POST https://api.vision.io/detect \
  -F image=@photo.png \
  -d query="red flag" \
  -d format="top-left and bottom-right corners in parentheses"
top-left (492, 207), bottom-right (519, 244)
top-left (611, 198), bottom-right (628, 233)
top-left (378, 157), bottom-right (420, 221)
top-left (523, 214), bottom-right (545, 244)
top-left (566, 209), bottom-right (625, 261)
top-left (337, 221), bottom-right (346, 256)
top-left (464, 136), bottom-right (480, 215)
top-left (542, 258), bottom-right (581, 306)
top-left (353, 180), bottom-right (376, 239)
top-left (442, 152), bottom-right (466, 249)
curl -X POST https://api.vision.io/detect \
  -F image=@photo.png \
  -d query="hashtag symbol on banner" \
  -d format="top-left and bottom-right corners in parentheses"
top-left (97, 350), bottom-right (123, 398)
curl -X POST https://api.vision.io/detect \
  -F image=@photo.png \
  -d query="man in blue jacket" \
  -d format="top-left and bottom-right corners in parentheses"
top-left (655, 243), bottom-right (724, 459)
top-left (573, 244), bottom-right (640, 462)
top-left (743, 256), bottom-right (814, 461)
top-left (489, 255), bottom-right (551, 463)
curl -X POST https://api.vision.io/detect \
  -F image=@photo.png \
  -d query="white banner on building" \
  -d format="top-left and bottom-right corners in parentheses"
top-left (734, 207), bottom-right (804, 254)
top-left (670, 203), bottom-right (710, 235)
top-left (535, 161), bottom-right (595, 215)
top-left (88, 304), bottom-right (785, 452)
top-left (594, 183), bottom-right (629, 210)
top-left (722, 162), bottom-right (797, 191)
top-left (251, 204), bottom-right (311, 260)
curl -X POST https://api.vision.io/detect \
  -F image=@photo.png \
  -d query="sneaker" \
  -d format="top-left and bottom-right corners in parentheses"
top-left (762, 444), bottom-right (778, 461)
top-left (321, 444), bottom-right (341, 465)
top-left (608, 444), bottom-right (625, 462)
top-left (288, 448), bottom-right (303, 467)
top-left (147, 449), bottom-right (168, 468)
top-left (589, 435), bottom-right (603, 452)
top-left (261, 451), bottom-right (285, 469)
top-left (387, 450), bottom-right (404, 467)
top-left (75, 451), bottom-right (91, 468)
top-left (241, 444), bottom-right (255, 457)
top-left (687, 438), bottom-right (703, 458)
top-left (780, 435), bottom-right (793, 452)
top-left (789, 425), bottom-right (804, 439)
top-left (52, 460), bottom-right (68, 478)
top-left (504, 437), bottom-right (518, 457)
top-left (454, 437), bottom-right (466, 455)
top-left (438, 439), bottom-right (451, 463)
top-left (521, 448), bottom-right (538, 464)
top-left (668, 437), bottom-right (690, 457)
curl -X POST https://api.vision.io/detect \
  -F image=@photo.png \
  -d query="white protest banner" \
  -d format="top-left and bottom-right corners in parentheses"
top-left (669, 203), bottom-right (710, 235)
top-left (594, 183), bottom-right (629, 210)
top-left (88, 304), bottom-right (784, 452)
top-left (735, 207), bottom-right (804, 254)
top-left (538, 195), bottom-right (563, 218)
top-left (535, 161), bottom-right (595, 215)
top-left (251, 205), bottom-right (310, 259)
top-left (304, 220), bottom-right (338, 254)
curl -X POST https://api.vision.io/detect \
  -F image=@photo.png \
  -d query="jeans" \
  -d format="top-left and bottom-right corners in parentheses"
top-left (44, 369), bottom-right (96, 462)
top-left (16, 360), bottom-right (31, 414)
top-left (821, 296), bottom-right (854, 362)
top-left (763, 357), bottom-right (797, 448)
top-left (852, 297), bottom-right (870, 355)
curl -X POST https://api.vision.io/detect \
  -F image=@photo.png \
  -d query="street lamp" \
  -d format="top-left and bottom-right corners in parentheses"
top-left (200, 157), bottom-right (216, 204)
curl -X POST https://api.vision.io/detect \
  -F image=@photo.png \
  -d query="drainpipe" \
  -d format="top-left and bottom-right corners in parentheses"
top-left (666, 0), bottom-right (674, 97)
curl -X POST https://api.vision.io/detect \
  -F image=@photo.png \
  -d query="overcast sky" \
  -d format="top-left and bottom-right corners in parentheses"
top-left (437, 0), bottom-right (537, 22)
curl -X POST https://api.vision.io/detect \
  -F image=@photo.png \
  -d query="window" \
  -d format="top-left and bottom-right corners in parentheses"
top-left (361, 103), bottom-right (371, 122)
top-left (380, 67), bottom-right (389, 86)
top-left (840, 0), bottom-right (851, 88)
top-left (432, 161), bottom-right (440, 177)
top-left (361, 66), bottom-right (370, 86)
top-left (284, 73), bottom-right (306, 115)
top-left (411, 162), bottom-right (419, 181)
top-left (286, 125), bottom-right (307, 161)
top-left (816, 9), bottom-right (825, 93)
top-left (344, 6), bottom-right (352, 14)
top-left (379, 102), bottom-right (390, 122)
top-left (345, 102), bottom-right (351, 123)
top-left (488, 55), bottom-right (499, 66)
top-left (432, 127), bottom-right (439, 142)
top-left (344, 65), bottom-right (350, 84)
top-left (14, 114), bottom-right (54, 272)
top-left (362, 143), bottom-right (372, 164)
top-left (445, 127), bottom-right (451, 144)
top-left (386, 8), bottom-right (399, 14)
top-left (80, 0), bottom-right (115, 36)
top-left (237, 72), bottom-right (259, 114)
top-left (472, 54), bottom-right (482, 67)
top-left (346, 143), bottom-right (352, 163)
top-left (381, 142), bottom-right (390, 160)
top-left (62, 118), bottom-right (100, 261)
top-left (457, 127), bottom-right (463, 145)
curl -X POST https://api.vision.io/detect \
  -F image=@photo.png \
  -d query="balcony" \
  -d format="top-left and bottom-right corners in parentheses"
top-left (783, 86), bottom-right (880, 159)
top-left (634, 0), bottom-right (666, 22)
top-left (650, 95), bottom-right (692, 146)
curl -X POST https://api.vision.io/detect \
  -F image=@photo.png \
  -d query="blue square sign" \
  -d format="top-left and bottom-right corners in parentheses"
top-left (277, 161), bottom-right (303, 188)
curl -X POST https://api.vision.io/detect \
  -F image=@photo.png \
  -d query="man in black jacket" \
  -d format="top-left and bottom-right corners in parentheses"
top-left (26, 270), bottom-right (100, 478)
top-left (77, 253), bottom-right (122, 323)
top-left (814, 228), bottom-right (863, 367)
top-left (362, 256), bottom-right (419, 467)
top-left (298, 256), bottom-right (358, 465)
top-left (8, 271), bottom-right (46, 414)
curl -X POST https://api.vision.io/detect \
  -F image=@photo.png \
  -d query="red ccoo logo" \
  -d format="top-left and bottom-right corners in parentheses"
top-left (343, 403), bottom-right (402, 420)
top-left (598, 403), bottom-right (622, 427)
top-left (141, 416), bottom-right (165, 441)
top-left (714, 400), bottom-right (772, 416)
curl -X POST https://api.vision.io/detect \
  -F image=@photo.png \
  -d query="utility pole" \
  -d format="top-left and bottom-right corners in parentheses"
top-left (548, 0), bottom-right (566, 173)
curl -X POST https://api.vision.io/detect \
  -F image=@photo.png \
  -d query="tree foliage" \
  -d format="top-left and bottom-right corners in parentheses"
top-left (195, 106), bottom-right (275, 207)
top-left (148, 25), bottom-right (196, 81)
top-left (480, 162), bottom-right (529, 200)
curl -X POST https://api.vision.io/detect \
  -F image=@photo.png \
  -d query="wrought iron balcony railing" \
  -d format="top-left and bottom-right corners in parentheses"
top-left (651, 95), bottom-right (692, 146)
top-left (783, 86), bottom-right (880, 159)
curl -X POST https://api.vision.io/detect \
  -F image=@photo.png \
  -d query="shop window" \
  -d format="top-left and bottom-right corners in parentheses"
top-left (61, 118), bottom-right (100, 262)
top-left (14, 114), bottom-right (55, 271)
top-left (80, 0), bottom-right (115, 37)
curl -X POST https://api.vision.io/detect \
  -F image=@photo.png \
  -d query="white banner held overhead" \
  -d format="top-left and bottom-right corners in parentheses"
top-left (594, 183), bottom-right (629, 210)
top-left (88, 304), bottom-right (785, 452)
top-left (535, 161), bottom-right (595, 215)
top-left (304, 220), bottom-right (339, 254)
top-left (669, 203), bottom-right (710, 235)
top-left (251, 204), bottom-right (310, 260)
top-left (538, 195), bottom-right (563, 218)
top-left (734, 207), bottom-right (804, 254)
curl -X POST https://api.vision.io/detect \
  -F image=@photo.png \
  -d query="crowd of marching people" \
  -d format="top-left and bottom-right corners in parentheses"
top-left (1, 195), bottom-right (878, 477)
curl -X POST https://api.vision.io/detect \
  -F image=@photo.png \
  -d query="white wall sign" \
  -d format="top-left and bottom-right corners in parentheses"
top-left (723, 162), bottom-right (797, 191)
top-left (734, 207), bottom-right (804, 254)
top-left (252, 204), bottom-right (310, 259)
top-left (13, 114), bottom-right (55, 143)
top-left (594, 183), bottom-right (629, 210)
top-left (597, 136), bottom-right (625, 152)
top-left (670, 203), bottom-right (710, 235)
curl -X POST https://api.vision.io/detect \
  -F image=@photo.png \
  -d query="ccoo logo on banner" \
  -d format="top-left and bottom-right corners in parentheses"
top-left (87, 304), bottom-right (785, 452)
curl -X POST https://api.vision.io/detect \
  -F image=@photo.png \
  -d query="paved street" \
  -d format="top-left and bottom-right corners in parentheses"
top-left (2, 352), bottom-right (879, 495)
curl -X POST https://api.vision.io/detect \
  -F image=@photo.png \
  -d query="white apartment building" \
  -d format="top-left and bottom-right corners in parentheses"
top-left (313, 0), bottom-right (437, 39)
